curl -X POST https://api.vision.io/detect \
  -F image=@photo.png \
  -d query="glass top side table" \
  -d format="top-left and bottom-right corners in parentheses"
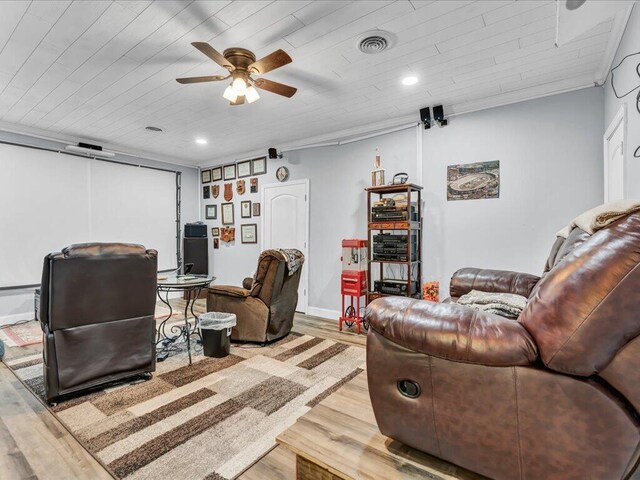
top-left (156, 274), bottom-right (215, 365)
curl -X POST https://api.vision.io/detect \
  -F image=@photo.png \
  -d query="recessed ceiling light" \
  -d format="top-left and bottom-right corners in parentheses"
top-left (402, 76), bottom-right (418, 86)
top-left (195, 138), bottom-right (208, 145)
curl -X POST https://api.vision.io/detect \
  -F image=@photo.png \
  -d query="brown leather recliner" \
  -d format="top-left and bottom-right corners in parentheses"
top-left (39, 243), bottom-right (157, 403)
top-left (366, 212), bottom-right (640, 480)
top-left (207, 250), bottom-right (304, 343)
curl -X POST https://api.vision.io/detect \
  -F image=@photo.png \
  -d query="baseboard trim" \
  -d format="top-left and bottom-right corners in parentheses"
top-left (307, 307), bottom-right (340, 320)
top-left (0, 311), bottom-right (35, 327)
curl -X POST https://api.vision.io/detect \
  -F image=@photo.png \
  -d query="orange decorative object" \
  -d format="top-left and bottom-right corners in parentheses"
top-left (423, 281), bottom-right (440, 302)
top-left (221, 227), bottom-right (235, 243)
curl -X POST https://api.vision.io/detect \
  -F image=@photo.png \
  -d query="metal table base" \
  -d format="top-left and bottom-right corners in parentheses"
top-left (155, 282), bottom-right (208, 365)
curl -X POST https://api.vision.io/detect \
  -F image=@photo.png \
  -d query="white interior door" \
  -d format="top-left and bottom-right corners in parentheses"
top-left (262, 179), bottom-right (309, 313)
top-left (604, 105), bottom-right (626, 202)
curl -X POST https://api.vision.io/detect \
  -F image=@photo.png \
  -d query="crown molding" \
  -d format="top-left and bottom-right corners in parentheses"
top-left (198, 113), bottom-right (418, 168)
top-left (0, 120), bottom-right (198, 170)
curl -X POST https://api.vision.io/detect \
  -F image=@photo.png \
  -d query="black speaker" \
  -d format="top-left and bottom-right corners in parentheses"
top-left (419, 107), bottom-right (431, 129)
top-left (433, 105), bottom-right (444, 121)
top-left (78, 142), bottom-right (102, 151)
top-left (185, 222), bottom-right (207, 238)
top-left (183, 237), bottom-right (208, 275)
top-left (268, 147), bottom-right (278, 159)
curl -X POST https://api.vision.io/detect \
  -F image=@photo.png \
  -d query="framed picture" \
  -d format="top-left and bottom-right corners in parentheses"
top-left (211, 167), bottom-right (222, 182)
top-left (213, 238), bottom-right (219, 249)
top-left (252, 202), bottom-right (260, 216)
top-left (205, 204), bottom-right (217, 220)
top-left (251, 156), bottom-right (267, 175)
top-left (237, 160), bottom-right (251, 178)
top-left (241, 200), bottom-right (251, 218)
top-left (223, 163), bottom-right (236, 180)
top-left (250, 177), bottom-right (258, 193)
top-left (447, 160), bottom-right (500, 201)
top-left (241, 223), bottom-right (257, 244)
top-left (203, 185), bottom-right (210, 199)
top-left (221, 202), bottom-right (234, 225)
top-left (212, 227), bottom-right (220, 237)
top-left (201, 169), bottom-right (211, 183)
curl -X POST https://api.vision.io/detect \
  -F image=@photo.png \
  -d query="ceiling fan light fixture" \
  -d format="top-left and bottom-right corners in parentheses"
top-left (178, 42), bottom-right (297, 104)
top-left (232, 77), bottom-right (247, 95)
top-left (222, 85), bottom-right (238, 102)
top-left (245, 85), bottom-right (260, 103)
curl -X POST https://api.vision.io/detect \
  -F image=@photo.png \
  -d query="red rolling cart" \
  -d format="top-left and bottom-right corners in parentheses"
top-left (340, 239), bottom-right (368, 334)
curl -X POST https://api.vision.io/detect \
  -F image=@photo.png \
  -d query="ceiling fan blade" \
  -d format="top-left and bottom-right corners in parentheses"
top-left (253, 78), bottom-right (297, 98)
top-left (230, 95), bottom-right (245, 106)
top-left (191, 42), bottom-right (234, 71)
top-left (176, 75), bottom-right (227, 84)
top-left (248, 49), bottom-right (292, 75)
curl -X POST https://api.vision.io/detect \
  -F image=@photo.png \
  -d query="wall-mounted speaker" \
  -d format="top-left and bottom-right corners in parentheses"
top-left (268, 147), bottom-right (278, 159)
top-left (433, 105), bottom-right (448, 127)
top-left (433, 105), bottom-right (444, 121)
top-left (419, 107), bottom-right (431, 130)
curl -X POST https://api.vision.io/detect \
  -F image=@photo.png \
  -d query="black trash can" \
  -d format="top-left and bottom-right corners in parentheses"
top-left (198, 312), bottom-right (236, 358)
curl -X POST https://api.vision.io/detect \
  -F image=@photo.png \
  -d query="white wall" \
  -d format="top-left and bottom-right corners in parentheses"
top-left (203, 127), bottom-right (418, 317)
top-left (604, 4), bottom-right (640, 198)
top-left (422, 87), bottom-right (605, 295)
top-left (0, 130), bottom-right (200, 325)
top-left (206, 88), bottom-right (604, 316)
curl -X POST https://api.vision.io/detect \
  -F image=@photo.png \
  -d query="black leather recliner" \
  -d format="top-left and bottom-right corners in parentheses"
top-left (39, 243), bottom-right (157, 403)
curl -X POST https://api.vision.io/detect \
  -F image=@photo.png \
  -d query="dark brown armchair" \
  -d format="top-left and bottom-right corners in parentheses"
top-left (39, 243), bottom-right (157, 403)
top-left (365, 212), bottom-right (640, 480)
top-left (207, 250), bottom-right (304, 343)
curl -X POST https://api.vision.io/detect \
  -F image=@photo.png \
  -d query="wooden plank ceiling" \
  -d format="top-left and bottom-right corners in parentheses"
top-left (0, 1), bottom-right (625, 165)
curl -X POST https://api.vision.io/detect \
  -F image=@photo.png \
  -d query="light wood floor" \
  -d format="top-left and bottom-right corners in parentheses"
top-left (0, 301), bottom-right (366, 480)
top-left (0, 362), bottom-right (113, 480)
top-left (276, 371), bottom-right (485, 480)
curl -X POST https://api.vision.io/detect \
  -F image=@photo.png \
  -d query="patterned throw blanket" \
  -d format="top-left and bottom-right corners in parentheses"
top-left (259, 249), bottom-right (305, 276)
top-left (557, 199), bottom-right (640, 238)
top-left (277, 248), bottom-right (304, 276)
top-left (458, 289), bottom-right (528, 319)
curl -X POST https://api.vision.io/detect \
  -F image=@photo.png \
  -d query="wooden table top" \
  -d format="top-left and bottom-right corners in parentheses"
top-left (277, 372), bottom-right (484, 480)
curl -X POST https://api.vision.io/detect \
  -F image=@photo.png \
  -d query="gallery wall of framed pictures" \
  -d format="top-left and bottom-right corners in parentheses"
top-left (200, 156), bottom-right (267, 188)
top-left (200, 155), bottom-right (267, 250)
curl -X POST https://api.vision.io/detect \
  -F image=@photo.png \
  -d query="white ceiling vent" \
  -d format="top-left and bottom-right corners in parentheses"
top-left (357, 30), bottom-right (395, 54)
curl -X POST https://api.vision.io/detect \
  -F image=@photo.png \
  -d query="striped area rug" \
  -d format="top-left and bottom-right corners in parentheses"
top-left (5, 333), bottom-right (365, 480)
top-left (0, 321), bottom-right (42, 347)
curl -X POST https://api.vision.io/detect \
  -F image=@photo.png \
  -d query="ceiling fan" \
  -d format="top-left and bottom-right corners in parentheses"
top-left (176, 42), bottom-right (297, 105)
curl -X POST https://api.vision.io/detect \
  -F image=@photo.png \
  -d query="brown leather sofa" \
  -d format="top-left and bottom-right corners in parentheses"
top-left (207, 250), bottom-right (303, 343)
top-left (365, 212), bottom-right (640, 480)
top-left (39, 243), bottom-right (157, 403)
